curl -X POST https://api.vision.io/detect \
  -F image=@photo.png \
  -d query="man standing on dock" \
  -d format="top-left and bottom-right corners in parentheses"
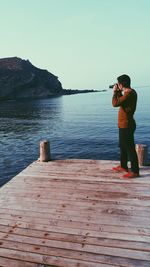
top-left (112, 74), bottom-right (139, 178)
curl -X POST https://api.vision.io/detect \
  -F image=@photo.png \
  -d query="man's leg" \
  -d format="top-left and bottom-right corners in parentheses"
top-left (128, 128), bottom-right (139, 174)
top-left (119, 129), bottom-right (128, 171)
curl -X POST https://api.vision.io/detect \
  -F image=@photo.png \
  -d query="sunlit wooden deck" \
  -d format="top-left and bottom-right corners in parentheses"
top-left (0, 159), bottom-right (150, 267)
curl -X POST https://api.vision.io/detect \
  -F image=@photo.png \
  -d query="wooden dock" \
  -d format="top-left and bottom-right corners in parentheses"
top-left (0, 159), bottom-right (150, 267)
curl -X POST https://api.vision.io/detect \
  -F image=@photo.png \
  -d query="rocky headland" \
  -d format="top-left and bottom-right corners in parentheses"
top-left (0, 57), bottom-right (99, 100)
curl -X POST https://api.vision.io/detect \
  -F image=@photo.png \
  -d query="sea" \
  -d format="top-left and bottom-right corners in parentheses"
top-left (0, 87), bottom-right (150, 186)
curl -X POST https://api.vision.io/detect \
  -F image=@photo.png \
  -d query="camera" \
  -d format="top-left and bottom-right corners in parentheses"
top-left (109, 84), bottom-right (115, 89)
top-left (109, 83), bottom-right (120, 90)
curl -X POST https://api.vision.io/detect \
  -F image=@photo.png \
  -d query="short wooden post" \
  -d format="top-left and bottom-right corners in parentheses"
top-left (40, 140), bottom-right (51, 162)
top-left (136, 144), bottom-right (148, 166)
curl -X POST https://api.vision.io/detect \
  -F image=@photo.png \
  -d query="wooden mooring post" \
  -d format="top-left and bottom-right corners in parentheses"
top-left (136, 144), bottom-right (148, 166)
top-left (40, 140), bottom-right (51, 162)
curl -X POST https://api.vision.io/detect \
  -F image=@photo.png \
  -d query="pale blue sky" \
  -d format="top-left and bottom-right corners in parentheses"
top-left (0, 0), bottom-right (150, 89)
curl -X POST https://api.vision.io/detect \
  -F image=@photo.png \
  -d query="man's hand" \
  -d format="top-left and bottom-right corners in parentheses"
top-left (113, 83), bottom-right (119, 92)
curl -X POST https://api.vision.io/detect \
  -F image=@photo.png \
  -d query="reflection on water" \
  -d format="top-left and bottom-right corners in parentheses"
top-left (0, 89), bottom-right (150, 186)
top-left (0, 97), bottom-right (63, 134)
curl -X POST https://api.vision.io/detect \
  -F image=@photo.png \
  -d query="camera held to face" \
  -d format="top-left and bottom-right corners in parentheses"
top-left (109, 83), bottom-right (120, 90)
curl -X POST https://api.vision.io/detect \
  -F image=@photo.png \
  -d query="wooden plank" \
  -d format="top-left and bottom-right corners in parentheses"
top-left (16, 161), bottom-right (150, 184)
top-left (0, 209), bottom-right (149, 229)
top-left (0, 191), bottom-right (149, 208)
top-left (4, 184), bottom-right (150, 200)
top-left (0, 257), bottom-right (36, 267)
top-left (0, 197), bottom-right (150, 214)
top-left (0, 192), bottom-right (149, 210)
top-left (0, 225), bottom-right (150, 252)
top-left (0, 214), bottom-right (150, 243)
top-left (0, 248), bottom-right (149, 267)
top-left (1, 193), bottom-right (150, 213)
top-left (1, 231), bottom-right (150, 261)
top-left (0, 199), bottom-right (149, 219)
top-left (1, 181), bottom-right (150, 203)
top-left (0, 202), bottom-right (149, 219)
top-left (3, 177), bottom-right (150, 191)
top-left (19, 166), bottom-right (150, 176)
top-left (0, 238), bottom-right (150, 266)
top-left (0, 176), bottom-right (150, 208)
top-left (0, 217), bottom-right (149, 238)
top-left (0, 191), bottom-right (149, 207)
top-left (3, 179), bottom-right (150, 196)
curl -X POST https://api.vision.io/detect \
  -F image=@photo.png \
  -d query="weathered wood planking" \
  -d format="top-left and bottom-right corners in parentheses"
top-left (0, 159), bottom-right (150, 267)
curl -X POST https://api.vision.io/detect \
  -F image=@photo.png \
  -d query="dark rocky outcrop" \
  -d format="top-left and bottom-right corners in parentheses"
top-left (0, 57), bottom-right (99, 100)
top-left (0, 57), bottom-right (64, 100)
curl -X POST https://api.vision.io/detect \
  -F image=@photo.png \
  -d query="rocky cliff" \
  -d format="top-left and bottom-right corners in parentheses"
top-left (0, 57), bottom-right (64, 100)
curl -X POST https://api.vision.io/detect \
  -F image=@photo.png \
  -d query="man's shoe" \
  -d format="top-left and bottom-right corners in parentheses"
top-left (112, 165), bottom-right (128, 172)
top-left (123, 172), bottom-right (140, 178)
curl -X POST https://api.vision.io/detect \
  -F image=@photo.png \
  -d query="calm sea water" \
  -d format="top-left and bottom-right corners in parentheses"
top-left (0, 88), bottom-right (149, 186)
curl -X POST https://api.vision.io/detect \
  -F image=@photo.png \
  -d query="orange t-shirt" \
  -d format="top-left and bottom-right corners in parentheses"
top-left (112, 88), bottom-right (137, 128)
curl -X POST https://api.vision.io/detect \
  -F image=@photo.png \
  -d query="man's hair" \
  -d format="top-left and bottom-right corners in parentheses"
top-left (117, 74), bottom-right (131, 88)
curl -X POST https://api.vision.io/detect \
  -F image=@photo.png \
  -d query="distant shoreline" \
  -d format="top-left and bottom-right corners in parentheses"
top-left (0, 89), bottom-right (106, 101)
top-left (62, 88), bottom-right (106, 95)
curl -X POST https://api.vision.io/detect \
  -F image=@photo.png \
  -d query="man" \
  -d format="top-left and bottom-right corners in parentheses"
top-left (112, 74), bottom-right (139, 178)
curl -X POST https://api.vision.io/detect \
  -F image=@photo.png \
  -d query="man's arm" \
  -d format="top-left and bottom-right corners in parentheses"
top-left (112, 89), bottom-right (132, 107)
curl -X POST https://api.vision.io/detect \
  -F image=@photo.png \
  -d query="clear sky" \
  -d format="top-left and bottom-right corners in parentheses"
top-left (0, 0), bottom-right (150, 89)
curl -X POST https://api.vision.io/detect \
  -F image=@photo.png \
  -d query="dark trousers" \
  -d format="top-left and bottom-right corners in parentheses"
top-left (119, 127), bottom-right (139, 174)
